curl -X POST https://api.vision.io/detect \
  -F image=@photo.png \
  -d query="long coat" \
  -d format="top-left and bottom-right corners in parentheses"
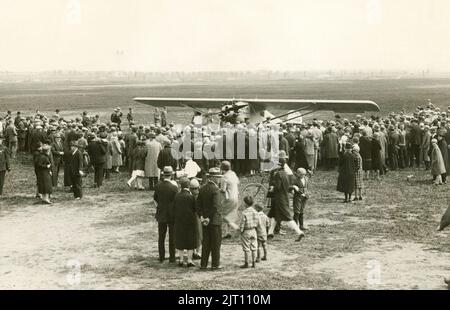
top-left (421, 132), bottom-right (431, 162)
top-left (322, 132), bottom-right (339, 159)
top-left (431, 144), bottom-right (446, 176)
top-left (268, 167), bottom-right (293, 222)
top-left (337, 151), bottom-right (356, 194)
top-left (379, 132), bottom-right (388, 163)
top-left (221, 170), bottom-right (240, 225)
top-left (131, 145), bottom-right (147, 171)
top-left (145, 139), bottom-right (162, 177)
top-left (371, 138), bottom-right (382, 171)
top-left (157, 145), bottom-right (177, 171)
top-left (105, 141), bottom-right (113, 170)
top-left (154, 180), bottom-right (179, 223)
top-left (437, 139), bottom-right (449, 173)
top-left (173, 189), bottom-right (198, 250)
top-left (36, 153), bottom-right (53, 195)
top-left (294, 138), bottom-right (308, 170)
top-left (359, 136), bottom-right (373, 170)
top-left (197, 181), bottom-right (222, 226)
top-left (111, 137), bottom-right (123, 167)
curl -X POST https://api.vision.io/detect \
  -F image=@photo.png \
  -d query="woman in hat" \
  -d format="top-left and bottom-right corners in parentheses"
top-left (337, 143), bottom-right (357, 203)
top-left (352, 144), bottom-right (364, 201)
top-left (36, 145), bottom-right (53, 204)
top-left (221, 160), bottom-right (240, 238)
top-left (189, 178), bottom-right (202, 260)
top-left (431, 139), bottom-right (446, 185)
top-left (173, 177), bottom-right (198, 267)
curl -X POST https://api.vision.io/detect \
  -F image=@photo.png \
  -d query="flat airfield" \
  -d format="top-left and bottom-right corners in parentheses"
top-left (1, 78), bottom-right (450, 289)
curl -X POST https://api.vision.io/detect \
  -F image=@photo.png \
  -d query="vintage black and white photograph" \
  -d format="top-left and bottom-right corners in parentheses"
top-left (1, 0), bottom-right (450, 291)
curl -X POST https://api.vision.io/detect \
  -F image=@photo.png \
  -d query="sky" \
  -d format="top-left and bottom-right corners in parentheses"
top-left (1, 0), bottom-right (450, 72)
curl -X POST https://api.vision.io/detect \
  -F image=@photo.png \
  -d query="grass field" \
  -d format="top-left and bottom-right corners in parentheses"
top-left (1, 79), bottom-right (450, 289)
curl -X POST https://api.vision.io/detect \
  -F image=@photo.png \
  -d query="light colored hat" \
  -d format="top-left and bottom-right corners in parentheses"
top-left (189, 179), bottom-right (200, 189)
top-left (163, 166), bottom-right (174, 176)
top-left (207, 167), bottom-right (222, 177)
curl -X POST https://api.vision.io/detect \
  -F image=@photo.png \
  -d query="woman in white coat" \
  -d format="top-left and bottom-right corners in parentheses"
top-left (221, 160), bottom-right (240, 238)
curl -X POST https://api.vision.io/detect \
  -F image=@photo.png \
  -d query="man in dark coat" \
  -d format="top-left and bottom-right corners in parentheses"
top-left (285, 128), bottom-right (296, 168)
top-left (50, 133), bottom-right (64, 187)
top-left (409, 120), bottom-right (422, 168)
top-left (70, 141), bottom-right (84, 199)
top-left (126, 126), bottom-right (138, 174)
top-left (157, 141), bottom-right (177, 171)
top-left (0, 136), bottom-right (11, 195)
top-left (87, 132), bottom-right (108, 188)
top-left (337, 143), bottom-right (357, 202)
top-left (63, 125), bottom-right (79, 188)
top-left (388, 127), bottom-right (400, 171)
top-left (294, 135), bottom-right (308, 170)
top-left (321, 127), bottom-right (339, 170)
top-left (153, 166), bottom-right (179, 263)
top-left (197, 167), bottom-right (223, 270)
top-left (30, 125), bottom-right (49, 197)
top-left (173, 177), bottom-right (198, 267)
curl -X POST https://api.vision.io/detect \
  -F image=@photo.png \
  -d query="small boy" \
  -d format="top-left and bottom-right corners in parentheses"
top-left (255, 204), bottom-right (269, 262)
top-left (291, 168), bottom-right (310, 231)
top-left (240, 196), bottom-right (259, 268)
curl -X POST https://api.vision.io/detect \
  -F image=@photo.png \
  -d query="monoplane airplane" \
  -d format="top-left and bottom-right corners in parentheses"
top-left (133, 97), bottom-right (380, 124)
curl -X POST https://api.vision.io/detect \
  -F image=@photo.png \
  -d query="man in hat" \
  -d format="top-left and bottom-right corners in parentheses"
top-left (110, 108), bottom-right (123, 130)
top-left (127, 108), bottom-right (133, 128)
top-left (50, 133), bottom-right (64, 187)
top-left (197, 167), bottom-right (224, 270)
top-left (0, 136), bottom-right (11, 196)
top-left (4, 119), bottom-right (18, 159)
top-left (161, 107), bottom-right (168, 127)
top-left (125, 126), bottom-right (138, 174)
top-left (153, 166), bottom-right (179, 263)
top-left (145, 132), bottom-right (162, 190)
top-left (87, 132), bottom-right (108, 188)
top-left (69, 141), bottom-right (84, 199)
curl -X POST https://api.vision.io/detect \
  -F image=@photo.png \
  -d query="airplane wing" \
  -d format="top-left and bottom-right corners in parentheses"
top-left (244, 99), bottom-right (380, 113)
top-left (133, 97), bottom-right (232, 109)
top-left (133, 97), bottom-right (380, 113)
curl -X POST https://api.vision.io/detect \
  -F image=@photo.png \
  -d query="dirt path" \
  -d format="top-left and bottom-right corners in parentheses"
top-left (2, 192), bottom-right (449, 289)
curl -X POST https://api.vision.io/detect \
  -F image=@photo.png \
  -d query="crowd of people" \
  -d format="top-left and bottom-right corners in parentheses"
top-left (1, 99), bottom-right (450, 270)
